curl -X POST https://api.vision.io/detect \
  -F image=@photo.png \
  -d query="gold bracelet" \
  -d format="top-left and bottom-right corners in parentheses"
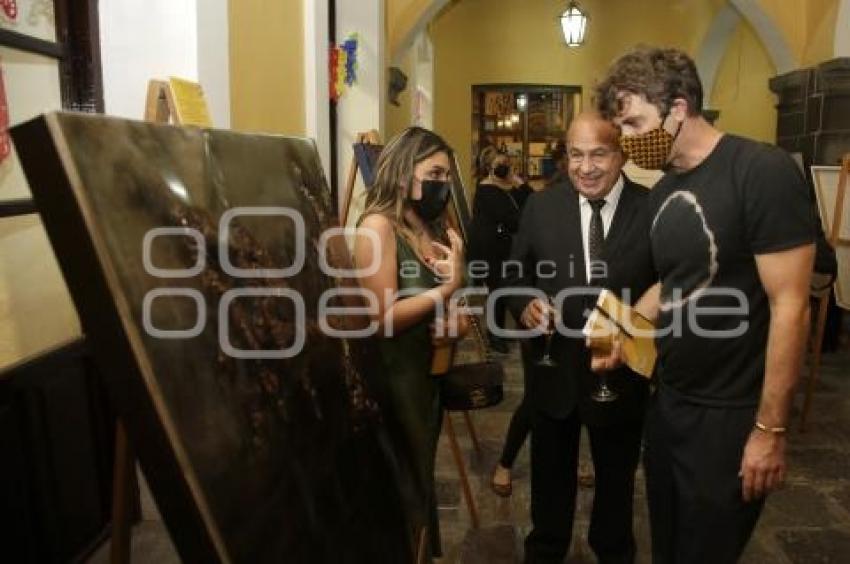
top-left (755, 421), bottom-right (787, 435)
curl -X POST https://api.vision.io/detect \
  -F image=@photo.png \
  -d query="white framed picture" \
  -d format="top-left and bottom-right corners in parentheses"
top-left (812, 164), bottom-right (850, 310)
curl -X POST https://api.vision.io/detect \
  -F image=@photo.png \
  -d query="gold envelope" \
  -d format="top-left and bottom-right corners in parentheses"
top-left (583, 289), bottom-right (657, 378)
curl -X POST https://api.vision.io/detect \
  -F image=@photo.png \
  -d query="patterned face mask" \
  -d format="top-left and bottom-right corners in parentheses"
top-left (620, 112), bottom-right (682, 170)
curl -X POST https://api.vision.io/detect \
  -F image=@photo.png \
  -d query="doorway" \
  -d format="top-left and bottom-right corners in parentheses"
top-left (472, 84), bottom-right (581, 187)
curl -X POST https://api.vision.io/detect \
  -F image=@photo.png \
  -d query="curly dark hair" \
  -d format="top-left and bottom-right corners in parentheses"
top-left (595, 46), bottom-right (703, 119)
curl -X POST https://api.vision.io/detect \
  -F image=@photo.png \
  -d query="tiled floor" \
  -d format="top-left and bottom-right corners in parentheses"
top-left (89, 331), bottom-right (850, 563)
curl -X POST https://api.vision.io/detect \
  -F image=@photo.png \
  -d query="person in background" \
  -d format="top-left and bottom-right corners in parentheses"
top-left (546, 140), bottom-right (569, 186)
top-left (468, 145), bottom-right (534, 497)
top-left (468, 145), bottom-right (533, 353)
top-left (354, 126), bottom-right (468, 561)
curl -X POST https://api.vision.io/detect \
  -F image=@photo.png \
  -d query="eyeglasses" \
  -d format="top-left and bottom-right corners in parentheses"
top-left (567, 149), bottom-right (617, 165)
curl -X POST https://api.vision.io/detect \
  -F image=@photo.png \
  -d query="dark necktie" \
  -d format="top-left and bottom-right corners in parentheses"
top-left (588, 199), bottom-right (606, 283)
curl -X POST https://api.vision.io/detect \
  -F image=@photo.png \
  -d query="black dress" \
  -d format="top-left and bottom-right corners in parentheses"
top-left (468, 181), bottom-right (532, 329)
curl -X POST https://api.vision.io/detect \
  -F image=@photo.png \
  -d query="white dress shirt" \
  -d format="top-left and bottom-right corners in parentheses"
top-left (578, 175), bottom-right (624, 283)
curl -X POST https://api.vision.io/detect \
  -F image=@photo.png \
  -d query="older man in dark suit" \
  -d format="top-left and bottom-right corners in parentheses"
top-left (502, 112), bottom-right (655, 564)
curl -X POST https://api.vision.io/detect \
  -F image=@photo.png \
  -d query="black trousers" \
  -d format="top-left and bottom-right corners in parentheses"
top-left (499, 392), bottom-right (532, 468)
top-left (524, 409), bottom-right (643, 564)
top-left (644, 385), bottom-right (765, 564)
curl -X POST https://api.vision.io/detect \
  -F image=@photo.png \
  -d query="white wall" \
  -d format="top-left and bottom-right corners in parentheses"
top-left (336, 0), bottom-right (385, 218)
top-left (305, 0), bottom-right (331, 181)
top-left (410, 33), bottom-right (434, 129)
top-left (836, 0), bottom-right (850, 57)
top-left (100, 0), bottom-right (198, 120)
top-left (100, 0), bottom-right (230, 126)
top-left (197, 0), bottom-right (231, 128)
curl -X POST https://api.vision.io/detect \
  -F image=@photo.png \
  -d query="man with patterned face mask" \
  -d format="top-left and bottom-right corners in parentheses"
top-left (593, 47), bottom-right (816, 562)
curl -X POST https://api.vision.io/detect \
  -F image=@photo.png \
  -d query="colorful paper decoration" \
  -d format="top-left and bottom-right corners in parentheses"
top-left (0, 60), bottom-right (11, 163)
top-left (329, 34), bottom-right (359, 102)
top-left (1, 0), bottom-right (17, 20)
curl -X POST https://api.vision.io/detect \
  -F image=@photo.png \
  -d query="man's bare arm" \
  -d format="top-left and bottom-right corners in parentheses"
top-left (740, 243), bottom-right (814, 501)
top-left (634, 282), bottom-right (661, 323)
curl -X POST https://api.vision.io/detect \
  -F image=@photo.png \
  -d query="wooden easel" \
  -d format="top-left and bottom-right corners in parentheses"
top-left (339, 131), bottom-right (484, 548)
top-left (109, 79), bottom-right (195, 564)
top-left (340, 130), bottom-right (381, 227)
top-left (143, 80), bottom-right (177, 125)
top-left (144, 78), bottom-right (213, 128)
top-left (800, 153), bottom-right (850, 431)
top-left (110, 421), bottom-right (136, 564)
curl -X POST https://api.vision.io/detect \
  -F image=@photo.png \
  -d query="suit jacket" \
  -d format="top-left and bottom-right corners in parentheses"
top-left (504, 176), bottom-right (655, 425)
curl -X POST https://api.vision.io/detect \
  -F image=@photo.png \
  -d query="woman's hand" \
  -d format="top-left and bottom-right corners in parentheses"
top-left (427, 228), bottom-right (465, 292)
top-left (431, 301), bottom-right (471, 346)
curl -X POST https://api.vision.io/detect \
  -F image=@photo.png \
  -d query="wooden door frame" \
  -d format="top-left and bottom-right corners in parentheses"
top-left (0, 0), bottom-right (104, 219)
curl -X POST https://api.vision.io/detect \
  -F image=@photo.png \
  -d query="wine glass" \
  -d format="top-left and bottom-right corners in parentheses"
top-left (590, 331), bottom-right (619, 403)
top-left (536, 296), bottom-right (558, 367)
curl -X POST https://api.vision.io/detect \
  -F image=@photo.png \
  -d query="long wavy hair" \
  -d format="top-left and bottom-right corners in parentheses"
top-left (362, 126), bottom-right (454, 257)
top-left (475, 145), bottom-right (500, 181)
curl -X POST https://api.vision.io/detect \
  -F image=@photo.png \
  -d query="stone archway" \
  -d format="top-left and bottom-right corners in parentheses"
top-left (389, 0), bottom-right (451, 64)
top-left (727, 0), bottom-right (797, 73)
top-left (836, 0), bottom-right (850, 57)
top-left (695, 4), bottom-right (744, 101)
top-left (695, 0), bottom-right (800, 102)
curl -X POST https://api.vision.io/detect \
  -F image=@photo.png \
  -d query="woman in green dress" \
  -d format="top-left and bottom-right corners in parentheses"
top-left (354, 127), bottom-right (468, 560)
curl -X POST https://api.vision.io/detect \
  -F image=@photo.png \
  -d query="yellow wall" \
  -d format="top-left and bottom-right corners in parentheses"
top-left (711, 20), bottom-right (777, 142)
top-left (802, 0), bottom-right (839, 66)
top-left (386, 47), bottom-right (414, 140)
top-left (388, 0), bottom-right (435, 59)
top-left (755, 0), bottom-right (839, 66)
top-left (756, 0), bottom-right (807, 60)
top-left (229, 0), bottom-right (305, 135)
top-left (393, 0), bottom-right (842, 173)
top-left (431, 0), bottom-right (740, 189)
top-left (0, 217), bottom-right (81, 371)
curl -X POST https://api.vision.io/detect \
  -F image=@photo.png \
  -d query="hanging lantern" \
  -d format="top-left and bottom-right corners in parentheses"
top-left (560, 1), bottom-right (587, 47)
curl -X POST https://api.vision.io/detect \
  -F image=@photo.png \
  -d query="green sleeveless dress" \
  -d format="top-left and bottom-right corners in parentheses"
top-left (377, 234), bottom-right (443, 559)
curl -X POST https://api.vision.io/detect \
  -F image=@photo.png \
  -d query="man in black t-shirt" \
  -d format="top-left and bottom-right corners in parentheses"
top-left (593, 47), bottom-right (815, 563)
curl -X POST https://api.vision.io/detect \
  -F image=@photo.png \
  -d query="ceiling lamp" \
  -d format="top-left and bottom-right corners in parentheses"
top-left (560, 1), bottom-right (587, 47)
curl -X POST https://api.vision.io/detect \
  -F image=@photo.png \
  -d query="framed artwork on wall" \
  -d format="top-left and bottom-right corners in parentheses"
top-left (812, 163), bottom-right (850, 309)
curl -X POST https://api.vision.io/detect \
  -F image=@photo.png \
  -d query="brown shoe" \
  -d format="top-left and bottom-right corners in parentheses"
top-left (490, 464), bottom-right (512, 497)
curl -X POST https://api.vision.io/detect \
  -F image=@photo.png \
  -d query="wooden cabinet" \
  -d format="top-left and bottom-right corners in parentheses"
top-left (0, 340), bottom-right (116, 563)
top-left (472, 84), bottom-right (581, 185)
top-left (769, 57), bottom-right (850, 168)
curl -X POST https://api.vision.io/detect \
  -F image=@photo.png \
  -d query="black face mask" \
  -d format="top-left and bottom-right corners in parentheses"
top-left (493, 164), bottom-right (511, 179)
top-left (409, 179), bottom-right (451, 221)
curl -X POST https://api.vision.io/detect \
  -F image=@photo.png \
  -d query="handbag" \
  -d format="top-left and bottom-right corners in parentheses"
top-left (433, 302), bottom-right (504, 411)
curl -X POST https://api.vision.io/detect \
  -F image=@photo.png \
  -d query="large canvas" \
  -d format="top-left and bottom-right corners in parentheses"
top-left (812, 165), bottom-right (850, 310)
top-left (12, 113), bottom-right (414, 563)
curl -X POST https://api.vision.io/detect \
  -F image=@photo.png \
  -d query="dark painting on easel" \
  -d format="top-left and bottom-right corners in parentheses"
top-left (12, 113), bottom-right (413, 563)
top-left (352, 142), bottom-right (383, 188)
